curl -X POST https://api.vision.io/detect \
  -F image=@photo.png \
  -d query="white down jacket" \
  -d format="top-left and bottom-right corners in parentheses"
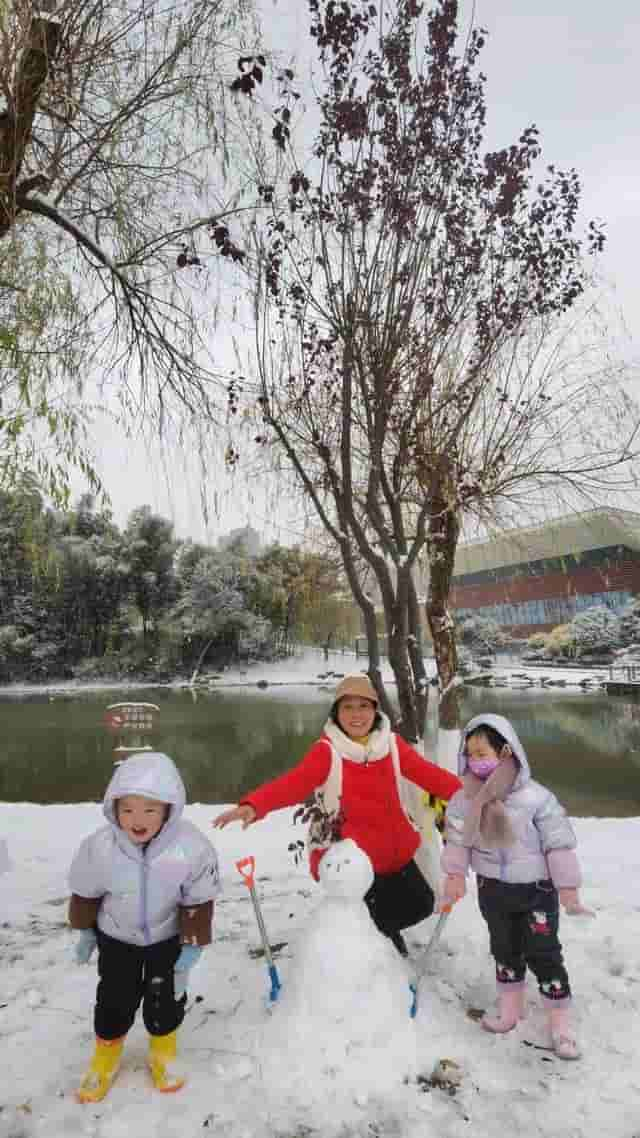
top-left (442, 714), bottom-right (579, 886)
top-left (69, 752), bottom-right (221, 946)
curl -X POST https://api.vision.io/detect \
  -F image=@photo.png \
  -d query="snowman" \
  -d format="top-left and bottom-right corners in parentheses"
top-left (259, 839), bottom-right (420, 1110)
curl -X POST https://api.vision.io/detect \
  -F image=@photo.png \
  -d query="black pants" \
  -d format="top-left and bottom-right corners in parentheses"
top-left (94, 930), bottom-right (186, 1040)
top-left (364, 859), bottom-right (435, 938)
top-left (477, 877), bottom-right (571, 1000)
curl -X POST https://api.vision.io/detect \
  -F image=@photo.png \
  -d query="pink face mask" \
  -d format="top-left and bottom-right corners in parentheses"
top-left (467, 755), bottom-right (500, 780)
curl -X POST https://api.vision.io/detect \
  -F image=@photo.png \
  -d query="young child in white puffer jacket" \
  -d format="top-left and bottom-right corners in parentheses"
top-left (441, 714), bottom-right (592, 1061)
top-left (68, 751), bottom-right (221, 1102)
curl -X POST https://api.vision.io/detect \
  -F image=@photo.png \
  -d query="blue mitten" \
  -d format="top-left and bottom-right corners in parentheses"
top-left (174, 944), bottom-right (203, 998)
top-left (75, 928), bottom-right (97, 964)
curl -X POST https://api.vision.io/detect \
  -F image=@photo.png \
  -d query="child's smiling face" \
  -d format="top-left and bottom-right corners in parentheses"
top-left (116, 795), bottom-right (168, 843)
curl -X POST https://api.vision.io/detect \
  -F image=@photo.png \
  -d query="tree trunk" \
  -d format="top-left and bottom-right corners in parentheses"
top-left (0, 14), bottom-right (60, 235)
top-left (385, 582), bottom-right (418, 741)
top-left (361, 596), bottom-right (396, 724)
top-left (425, 499), bottom-right (461, 732)
top-left (407, 573), bottom-right (429, 739)
top-left (190, 638), bottom-right (216, 685)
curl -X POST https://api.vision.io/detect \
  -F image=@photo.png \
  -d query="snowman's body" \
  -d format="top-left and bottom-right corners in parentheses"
top-left (261, 840), bottom-right (419, 1104)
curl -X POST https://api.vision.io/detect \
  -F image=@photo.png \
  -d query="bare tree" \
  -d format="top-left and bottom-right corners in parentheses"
top-left (412, 305), bottom-right (639, 732)
top-left (0, 0), bottom-right (258, 495)
top-left (229, 0), bottom-right (638, 746)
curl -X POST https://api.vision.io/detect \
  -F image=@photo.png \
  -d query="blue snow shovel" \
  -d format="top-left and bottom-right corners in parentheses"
top-left (236, 856), bottom-right (282, 1002)
top-left (409, 903), bottom-right (453, 1018)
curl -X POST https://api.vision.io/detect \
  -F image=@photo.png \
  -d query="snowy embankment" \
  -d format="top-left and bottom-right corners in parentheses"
top-left (0, 645), bottom-right (612, 699)
top-left (1, 801), bottom-right (639, 1138)
top-left (194, 653), bottom-right (611, 693)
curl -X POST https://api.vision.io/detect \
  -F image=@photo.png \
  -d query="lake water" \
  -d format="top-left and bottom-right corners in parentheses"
top-left (0, 684), bottom-right (639, 816)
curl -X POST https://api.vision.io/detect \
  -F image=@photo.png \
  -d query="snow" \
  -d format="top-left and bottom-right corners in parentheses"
top-left (2, 653), bottom-right (640, 1137)
top-left (0, 645), bottom-right (615, 698)
top-left (1, 802), bottom-right (639, 1136)
top-left (258, 840), bottom-right (419, 1116)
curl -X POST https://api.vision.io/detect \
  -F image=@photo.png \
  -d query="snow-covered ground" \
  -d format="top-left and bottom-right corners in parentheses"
top-left (1, 804), bottom-right (639, 1136)
top-left (1, 651), bottom-right (639, 1138)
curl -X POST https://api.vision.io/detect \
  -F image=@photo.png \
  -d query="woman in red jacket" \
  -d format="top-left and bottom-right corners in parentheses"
top-left (213, 675), bottom-right (461, 956)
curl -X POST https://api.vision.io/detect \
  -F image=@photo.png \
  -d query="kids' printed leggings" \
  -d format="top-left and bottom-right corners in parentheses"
top-left (477, 876), bottom-right (571, 1000)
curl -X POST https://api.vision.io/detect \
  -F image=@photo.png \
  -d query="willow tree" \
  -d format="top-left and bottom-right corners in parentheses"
top-left (0, 0), bottom-right (257, 499)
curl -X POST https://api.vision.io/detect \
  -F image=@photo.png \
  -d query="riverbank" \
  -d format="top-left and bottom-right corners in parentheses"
top-left (0, 647), bottom-right (614, 698)
top-left (0, 647), bottom-right (353, 696)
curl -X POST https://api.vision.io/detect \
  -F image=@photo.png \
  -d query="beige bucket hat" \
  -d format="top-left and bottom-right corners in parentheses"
top-left (334, 674), bottom-right (379, 704)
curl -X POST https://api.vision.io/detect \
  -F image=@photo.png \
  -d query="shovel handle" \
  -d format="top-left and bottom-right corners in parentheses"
top-left (236, 856), bottom-right (256, 890)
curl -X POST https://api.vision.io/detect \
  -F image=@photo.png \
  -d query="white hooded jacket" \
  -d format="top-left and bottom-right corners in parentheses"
top-left (442, 714), bottom-right (580, 887)
top-left (69, 752), bottom-right (221, 946)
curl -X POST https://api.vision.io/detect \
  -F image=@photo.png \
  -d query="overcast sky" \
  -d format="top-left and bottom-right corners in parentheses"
top-left (85, 0), bottom-right (640, 545)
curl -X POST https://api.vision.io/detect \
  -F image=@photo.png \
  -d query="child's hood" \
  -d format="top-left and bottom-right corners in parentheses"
top-left (103, 751), bottom-right (186, 851)
top-left (458, 713), bottom-right (531, 789)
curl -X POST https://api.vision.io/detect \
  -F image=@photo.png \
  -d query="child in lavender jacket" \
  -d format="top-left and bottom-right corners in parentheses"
top-left (441, 714), bottom-right (592, 1060)
top-left (68, 751), bottom-right (221, 1101)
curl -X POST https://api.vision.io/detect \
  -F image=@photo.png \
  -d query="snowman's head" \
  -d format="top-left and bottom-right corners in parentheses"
top-left (319, 839), bottom-right (374, 900)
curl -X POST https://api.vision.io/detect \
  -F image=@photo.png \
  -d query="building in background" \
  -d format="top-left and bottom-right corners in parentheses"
top-left (450, 508), bottom-right (640, 637)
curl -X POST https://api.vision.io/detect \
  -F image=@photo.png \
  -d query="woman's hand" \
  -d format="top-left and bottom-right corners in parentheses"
top-left (212, 804), bottom-right (256, 830)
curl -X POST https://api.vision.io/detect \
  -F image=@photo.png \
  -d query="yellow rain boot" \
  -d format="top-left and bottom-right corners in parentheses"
top-left (77, 1036), bottom-right (125, 1103)
top-left (148, 1030), bottom-right (185, 1093)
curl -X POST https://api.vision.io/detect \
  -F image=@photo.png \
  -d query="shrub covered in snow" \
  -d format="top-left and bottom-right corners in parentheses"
top-left (617, 596), bottom-right (640, 648)
top-left (546, 623), bottom-right (578, 658)
top-left (456, 613), bottom-right (508, 654)
top-left (570, 605), bottom-right (621, 657)
top-left (525, 607), bottom-right (623, 661)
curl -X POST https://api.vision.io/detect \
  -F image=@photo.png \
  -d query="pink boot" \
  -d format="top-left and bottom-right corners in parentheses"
top-left (546, 1000), bottom-right (581, 1060)
top-left (482, 983), bottom-right (526, 1034)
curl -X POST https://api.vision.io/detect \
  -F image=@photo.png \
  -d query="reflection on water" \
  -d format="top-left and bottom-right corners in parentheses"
top-left (0, 685), bottom-right (638, 817)
top-left (458, 688), bottom-right (640, 817)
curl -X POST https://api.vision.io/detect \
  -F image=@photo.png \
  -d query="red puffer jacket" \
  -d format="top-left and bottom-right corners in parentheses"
top-left (241, 735), bottom-right (461, 878)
